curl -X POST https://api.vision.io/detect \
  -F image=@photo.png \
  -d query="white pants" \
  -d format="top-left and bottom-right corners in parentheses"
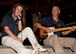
top-left (2, 27), bottom-right (39, 54)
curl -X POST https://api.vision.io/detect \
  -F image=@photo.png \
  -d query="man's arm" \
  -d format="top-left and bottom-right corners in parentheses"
top-left (62, 26), bottom-right (75, 36)
top-left (35, 23), bottom-right (44, 29)
top-left (35, 23), bottom-right (51, 33)
top-left (62, 30), bottom-right (72, 36)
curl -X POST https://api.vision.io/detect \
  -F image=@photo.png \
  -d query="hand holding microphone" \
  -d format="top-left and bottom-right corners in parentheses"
top-left (17, 13), bottom-right (22, 20)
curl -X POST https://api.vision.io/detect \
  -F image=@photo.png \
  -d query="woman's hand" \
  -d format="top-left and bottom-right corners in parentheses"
top-left (15, 38), bottom-right (23, 43)
top-left (17, 13), bottom-right (22, 20)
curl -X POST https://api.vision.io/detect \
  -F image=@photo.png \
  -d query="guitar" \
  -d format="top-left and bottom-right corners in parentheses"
top-left (39, 26), bottom-right (76, 38)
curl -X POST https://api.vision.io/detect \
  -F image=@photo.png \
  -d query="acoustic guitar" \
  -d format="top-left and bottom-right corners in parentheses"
top-left (39, 26), bottom-right (76, 38)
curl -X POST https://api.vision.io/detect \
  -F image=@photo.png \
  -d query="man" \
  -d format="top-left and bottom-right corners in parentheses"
top-left (1, 3), bottom-right (46, 54)
top-left (35, 6), bottom-right (76, 54)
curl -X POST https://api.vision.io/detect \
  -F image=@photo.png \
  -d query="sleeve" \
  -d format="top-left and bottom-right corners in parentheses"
top-left (38, 17), bottom-right (47, 25)
top-left (2, 16), bottom-right (9, 27)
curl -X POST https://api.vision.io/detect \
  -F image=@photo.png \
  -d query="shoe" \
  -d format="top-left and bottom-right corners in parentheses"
top-left (32, 48), bottom-right (38, 54)
top-left (35, 45), bottom-right (46, 52)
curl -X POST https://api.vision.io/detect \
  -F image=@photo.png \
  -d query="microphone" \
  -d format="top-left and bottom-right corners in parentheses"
top-left (18, 13), bottom-right (22, 18)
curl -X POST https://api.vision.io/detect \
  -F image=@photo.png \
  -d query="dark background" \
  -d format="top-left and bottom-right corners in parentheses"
top-left (0, 0), bottom-right (76, 26)
top-left (0, 0), bottom-right (76, 45)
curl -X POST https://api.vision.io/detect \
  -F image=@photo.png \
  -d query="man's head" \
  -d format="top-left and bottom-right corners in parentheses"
top-left (52, 6), bottom-right (60, 16)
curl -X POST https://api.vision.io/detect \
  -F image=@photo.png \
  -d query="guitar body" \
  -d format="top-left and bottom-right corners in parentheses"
top-left (39, 29), bottom-right (47, 38)
top-left (35, 29), bottom-right (47, 45)
top-left (39, 29), bottom-right (54, 38)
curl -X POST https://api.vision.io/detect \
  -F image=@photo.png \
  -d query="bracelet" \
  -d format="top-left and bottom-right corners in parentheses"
top-left (18, 19), bottom-right (21, 21)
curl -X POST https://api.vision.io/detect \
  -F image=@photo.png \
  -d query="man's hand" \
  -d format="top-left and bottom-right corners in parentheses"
top-left (45, 27), bottom-right (51, 33)
top-left (43, 27), bottom-right (54, 33)
top-left (69, 26), bottom-right (75, 32)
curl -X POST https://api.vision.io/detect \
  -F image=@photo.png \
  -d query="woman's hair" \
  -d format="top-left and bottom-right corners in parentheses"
top-left (8, 3), bottom-right (26, 28)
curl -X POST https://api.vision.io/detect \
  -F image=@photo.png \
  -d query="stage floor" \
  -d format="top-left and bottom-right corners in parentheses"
top-left (0, 45), bottom-right (76, 54)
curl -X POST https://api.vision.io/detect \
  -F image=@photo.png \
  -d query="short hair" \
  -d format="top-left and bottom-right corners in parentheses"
top-left (52, 5), bottom-right (60, 10)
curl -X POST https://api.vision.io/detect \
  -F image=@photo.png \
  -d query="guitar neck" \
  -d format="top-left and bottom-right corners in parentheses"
top-left (54, 26), bottom-right (76, 32)
top-left (39, 26), bottom-right (76, 38)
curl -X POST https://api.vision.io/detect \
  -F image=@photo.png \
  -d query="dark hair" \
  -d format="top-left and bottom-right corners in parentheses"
top-left (8, 3), bottom-right (26, 28)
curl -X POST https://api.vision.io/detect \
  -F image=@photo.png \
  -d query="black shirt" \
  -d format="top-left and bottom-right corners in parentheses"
top-left (38, 16), bottom-right (64, 36)
top-left (2, 14), bottom-right (19, 37)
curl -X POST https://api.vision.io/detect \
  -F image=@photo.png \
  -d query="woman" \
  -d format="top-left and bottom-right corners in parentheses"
top-left (1, 3), bottom-right (46, 54)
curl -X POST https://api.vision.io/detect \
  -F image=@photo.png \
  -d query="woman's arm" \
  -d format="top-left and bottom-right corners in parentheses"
top-left (18, 20), bottom-right (22, 31)
top-left (4, 26), bottom-right (18, 39)
top-left (17, 15), bottom-right (23, 31)
top-left (4, 26), bottom-right (23, 42)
